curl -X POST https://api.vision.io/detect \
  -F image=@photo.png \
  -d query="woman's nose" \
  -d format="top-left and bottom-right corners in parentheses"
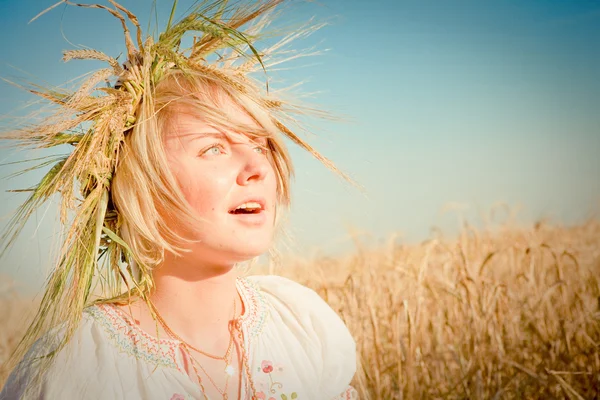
top-left (236, 143), bottom-right (271, 186)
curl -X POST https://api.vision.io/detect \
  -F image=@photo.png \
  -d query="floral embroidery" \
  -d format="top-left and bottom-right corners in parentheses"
top-left (85, 304), bottom-right (180, 370)
top-left (280, 395), bottom-right (298, 400)
top-left (261, 360), bottom-right (274, 373)
top-left (168, 394), bottom-right (193, 400)
top-left (332, 386), bottom-right (359, 400)
top-left (84, 277), bottom-right (269, 370)
top-left (237, 277), bottom-right (269, 337)
top-left (256, 359), bottom-right (297, 400)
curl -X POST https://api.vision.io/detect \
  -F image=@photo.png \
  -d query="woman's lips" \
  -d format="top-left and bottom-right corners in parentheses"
top-left (229, 209), bottom-right (268, 226)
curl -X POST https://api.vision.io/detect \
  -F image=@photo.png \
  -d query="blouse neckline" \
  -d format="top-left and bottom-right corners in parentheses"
top-left (85, 276), bottom-right (269, 370)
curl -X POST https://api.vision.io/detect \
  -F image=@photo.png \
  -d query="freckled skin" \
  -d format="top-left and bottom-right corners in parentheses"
top-left (163, 103), bottom-right (277, 266)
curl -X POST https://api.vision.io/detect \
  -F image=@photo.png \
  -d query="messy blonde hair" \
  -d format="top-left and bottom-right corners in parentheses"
top-left (112, 69), bottom-right (294, 270)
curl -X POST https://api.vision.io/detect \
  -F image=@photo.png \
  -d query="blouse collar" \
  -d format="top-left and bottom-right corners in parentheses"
top-left (85, 276), bottom-right (268, 370)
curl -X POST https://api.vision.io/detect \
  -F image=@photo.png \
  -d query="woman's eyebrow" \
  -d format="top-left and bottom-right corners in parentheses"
top-left (183, 132), bottom-right (227, 142)
top-left (167, 131), bottom-right (226, 148)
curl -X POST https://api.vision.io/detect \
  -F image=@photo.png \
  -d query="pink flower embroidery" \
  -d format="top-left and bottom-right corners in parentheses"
top-left (170, 395), bottom-right (185, 400)
top-left (261, 360), bottom-right (273, 373)
top-left (257, 359), bottom-right (295, 399)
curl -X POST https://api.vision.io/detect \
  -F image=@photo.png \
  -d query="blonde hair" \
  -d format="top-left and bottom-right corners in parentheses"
top-left (111, 69), bottom-right (294, 270)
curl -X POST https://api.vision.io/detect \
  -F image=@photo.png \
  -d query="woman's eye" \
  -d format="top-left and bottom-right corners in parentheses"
top-left (254, 145), bottom-right (269, 155)
top-left (201, 144), bottom-right (225, 156)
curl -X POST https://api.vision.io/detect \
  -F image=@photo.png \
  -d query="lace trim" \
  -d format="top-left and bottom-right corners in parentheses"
top-left (85, 304), bottom-right (180, 370)
top-left (237, 277), bottom-right (269, 337)
top-left (85, 277), bottom-right (268, 368)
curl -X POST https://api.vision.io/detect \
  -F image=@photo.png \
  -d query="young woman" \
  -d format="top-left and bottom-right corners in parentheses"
top-left (0, 1), bottom-right (357, 399)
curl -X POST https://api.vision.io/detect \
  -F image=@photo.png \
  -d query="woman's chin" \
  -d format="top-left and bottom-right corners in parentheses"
top-left (182, 229), bottom-right (274, 266)
top-left (199, 241), bottom-right (271, 266)
top-left (226, 232), bottom-right (274, 258)
top-left (229, 243), bottom-right (271, 263)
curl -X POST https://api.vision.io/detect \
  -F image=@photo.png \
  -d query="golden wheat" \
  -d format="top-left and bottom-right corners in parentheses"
top-left (268, 219), bottom-right (600, 399)
top-left (1, 219), bottom-right (599, 399)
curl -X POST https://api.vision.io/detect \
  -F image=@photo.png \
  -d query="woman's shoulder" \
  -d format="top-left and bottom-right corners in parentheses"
top-left (243, 275), bottom-right (357, 399)
top-left (245, 274), bottom-right (333, 313)
top-left (244, 274), bottom-right (356, 359)
top-left (2, 303), bottom-right (181, 400)
top-left (0, 311), bottom-right (110, 399)
top-left (244, 274), bottom-right (351, 337)
top-left (17, 310), bottom-right (101, 366)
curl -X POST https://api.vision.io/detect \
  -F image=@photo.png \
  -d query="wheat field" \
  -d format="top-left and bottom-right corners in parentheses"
top-left (1, 218), bottom-right (599, 399)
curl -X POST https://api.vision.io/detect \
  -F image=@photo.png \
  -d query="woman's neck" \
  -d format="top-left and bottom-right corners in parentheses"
top-left (147, 254), bottom-right (242, 347)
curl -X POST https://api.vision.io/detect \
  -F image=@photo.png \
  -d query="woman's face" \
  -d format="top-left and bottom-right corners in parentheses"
top-left (163, 100), bottom-right (278, 266)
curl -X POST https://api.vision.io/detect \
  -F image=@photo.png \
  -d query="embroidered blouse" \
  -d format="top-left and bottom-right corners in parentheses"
top-left (1, 275), bottom-right (358, 400)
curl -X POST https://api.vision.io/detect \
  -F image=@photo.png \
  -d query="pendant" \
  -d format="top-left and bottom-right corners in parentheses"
top-left (225, 364), bottom-right (235, 376)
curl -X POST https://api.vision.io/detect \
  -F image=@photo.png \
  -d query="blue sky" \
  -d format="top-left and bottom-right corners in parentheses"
top-left (1, 0), bottom-right (599, 294)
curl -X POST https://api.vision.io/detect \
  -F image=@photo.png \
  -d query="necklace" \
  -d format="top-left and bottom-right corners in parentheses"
top-left (187, 347), bottom-right (233, 399)
top-left (149, 293), bottom-right (258, 400)
top-left (153, 299), bottom-right (236, 376)
top-left (235, 319), bottom-right (259, 400)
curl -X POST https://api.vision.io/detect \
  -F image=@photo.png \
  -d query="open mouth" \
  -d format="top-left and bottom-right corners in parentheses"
top-left (228, 201), bottom-right (264, 215)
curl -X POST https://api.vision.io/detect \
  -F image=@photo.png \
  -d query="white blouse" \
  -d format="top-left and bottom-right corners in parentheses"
top-left (1, 275), bottom-right (358, 400)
